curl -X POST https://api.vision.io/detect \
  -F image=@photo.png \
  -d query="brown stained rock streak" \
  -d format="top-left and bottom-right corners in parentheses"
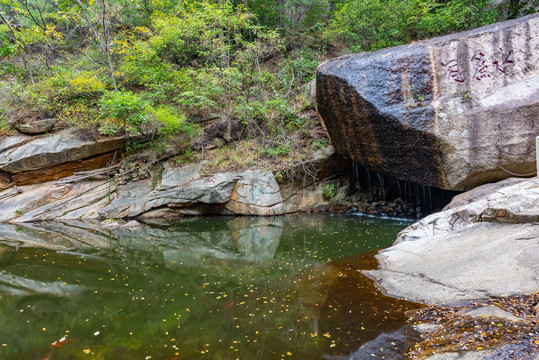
top-left (12, 150), bottom-right (122, 186)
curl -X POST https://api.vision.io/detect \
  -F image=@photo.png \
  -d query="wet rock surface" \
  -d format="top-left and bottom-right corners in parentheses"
top-left (327, 326), bottom-right (421, 360)
top-left (364, 177), bottom-right (539, 305)
top-left (317, 13), bottom-right (539, 191)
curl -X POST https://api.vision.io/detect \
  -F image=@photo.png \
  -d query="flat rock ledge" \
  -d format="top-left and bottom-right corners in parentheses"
top-left (364, 177), bottom-right (539, 305)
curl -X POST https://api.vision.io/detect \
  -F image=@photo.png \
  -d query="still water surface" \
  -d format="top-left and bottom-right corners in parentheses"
top-left (0, 215), bottom-right (419, 359)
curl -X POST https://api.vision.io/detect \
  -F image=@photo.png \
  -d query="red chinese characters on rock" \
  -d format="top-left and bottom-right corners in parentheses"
top-left (440, 49), bottom-right (514, 83)
top-left (493, 49), bottom-right (514, 74)
top-left (471, 52), bottom-right (490, 80)
top-left (441, 60), bottom-right (465, 83)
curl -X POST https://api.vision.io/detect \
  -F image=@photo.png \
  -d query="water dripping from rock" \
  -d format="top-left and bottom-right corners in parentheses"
top-left (347, 161), bottom-right (460, 218)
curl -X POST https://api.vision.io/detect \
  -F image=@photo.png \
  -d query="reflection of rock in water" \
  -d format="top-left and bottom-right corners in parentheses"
top-left (0, 217), bottom-right (284, 268)
top-left (0, 270), bottom-right (85, 297)
top-left (0, 245), bottom-right (16, 264)
top-left (292, 263), bottom-right (337, 336)
top-left (228, 217), bottom-right (283, 261)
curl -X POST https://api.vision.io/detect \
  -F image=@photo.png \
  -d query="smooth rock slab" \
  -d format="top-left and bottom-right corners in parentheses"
top-left (0, 130), bottom-right (125, 173)
top-left (0, 135), bottom-right (34, 153)
top-left (317, 13), bottom-right (539, 191)
top-left (364, 177), bottom-right (539, 305)
top-left (159, 163), bottom-right (202, 189)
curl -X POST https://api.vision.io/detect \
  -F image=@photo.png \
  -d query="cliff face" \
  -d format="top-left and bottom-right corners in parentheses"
top-left (317, 13), bottom-right (539, 191)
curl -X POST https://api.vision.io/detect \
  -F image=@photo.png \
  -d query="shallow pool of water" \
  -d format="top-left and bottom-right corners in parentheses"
top-left (0, 214), bottom-right (420, 359)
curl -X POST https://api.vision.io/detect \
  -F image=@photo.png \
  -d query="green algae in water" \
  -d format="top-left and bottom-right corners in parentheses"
top-left (0, 215), bottom-right (420, 359)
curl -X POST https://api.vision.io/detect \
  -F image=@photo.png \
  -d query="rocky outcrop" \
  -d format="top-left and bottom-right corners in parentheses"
top-left (364, 177), bottom-right (539, 305)
top-left (0, 130), bottom-right (125, 186)
top-left (0, 180), bottom-right (114, 223)
top-left (10, 117), bottom-right (56, 134)
top-left (225, 171), bottom-right (284, 215)
top-left (0, 146), bottom-right (345, 221)
top-left (317, 13), bottom-right (539, 191)
top-left (0, 130), bottom-right (125, 173)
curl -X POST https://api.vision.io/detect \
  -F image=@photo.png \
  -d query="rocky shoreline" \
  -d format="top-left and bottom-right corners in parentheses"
top-left (360, 177), bottom-right (539, 359)
top-left (364, 177), bottom-right (539, 305)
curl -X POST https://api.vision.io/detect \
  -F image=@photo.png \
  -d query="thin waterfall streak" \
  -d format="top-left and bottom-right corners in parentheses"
top-left (346, 162), bottom-right (459, 217)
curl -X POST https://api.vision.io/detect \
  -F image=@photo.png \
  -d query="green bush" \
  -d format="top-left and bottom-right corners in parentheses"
top-left (99, 90), bottom-right (149, 136)
top-left (321, 183), bottom-right (335, 200)
top-left (325, 0), bottom-right (503, 52)
top-left (279, 48), bottom-right (321, 89)
top-left (149, 105), bottom-right (186, 136)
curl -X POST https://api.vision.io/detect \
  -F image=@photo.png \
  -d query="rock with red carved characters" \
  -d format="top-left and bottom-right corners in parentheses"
top-left (316, 13), bottom-right (539, 191)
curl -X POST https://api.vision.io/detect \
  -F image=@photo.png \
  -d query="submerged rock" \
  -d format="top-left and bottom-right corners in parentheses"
top-left (328, 326), bottom-right (421, 360)
top-left (364, 177), bottom-right (539, 305)
top-left (317, 13), bottom-right (539, 191)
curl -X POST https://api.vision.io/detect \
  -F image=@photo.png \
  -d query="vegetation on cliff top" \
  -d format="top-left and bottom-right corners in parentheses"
top-left (0, 0), bottom-right (535, 170)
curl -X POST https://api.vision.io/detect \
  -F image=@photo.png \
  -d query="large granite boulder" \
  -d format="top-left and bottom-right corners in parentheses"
top-left (317, 13), bottom-right (539, 191)
top-left (364, 177), bottom-right (539, 305)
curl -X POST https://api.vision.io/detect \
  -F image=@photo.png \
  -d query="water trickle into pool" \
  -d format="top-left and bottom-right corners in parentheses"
top-left (348, 161), bottom-right (460, 217)
top-left (0, 215), bottom-right (421, 359)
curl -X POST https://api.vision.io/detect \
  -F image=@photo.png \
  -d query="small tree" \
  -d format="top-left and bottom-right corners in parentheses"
top-left (74, 0), bottom-right (118, 91)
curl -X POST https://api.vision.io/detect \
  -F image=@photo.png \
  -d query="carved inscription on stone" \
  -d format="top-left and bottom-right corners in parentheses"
top-left (441, 49), bottom-right (514, 82)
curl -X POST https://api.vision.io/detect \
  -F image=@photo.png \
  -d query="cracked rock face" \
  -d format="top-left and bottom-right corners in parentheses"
top-left (316, 13), bottom-right (539, 191)
top-left (0, 168), bottom-right (290, 222)
top-left (363, 177), bottom-right (539, 305)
